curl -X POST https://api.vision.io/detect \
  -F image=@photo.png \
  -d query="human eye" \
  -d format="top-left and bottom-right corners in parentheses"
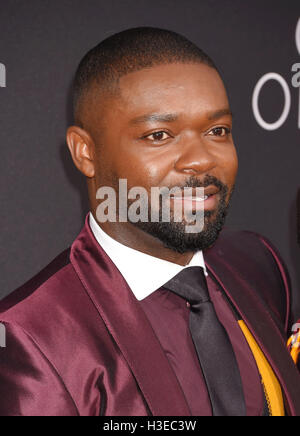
top-left (207, 126), bottom-right (231, 137)
top-left (142, 131), bottom-right (171, 142)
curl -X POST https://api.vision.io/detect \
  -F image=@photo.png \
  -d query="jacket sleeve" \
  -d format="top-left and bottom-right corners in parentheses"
top-left (0, 321), bottom-right (79, 416)
top-left (243, 230), bottom-right (292, 335)
top-left (246, 232), bottom-right (300, 373)
top-left (255, 233), bottom-right (292, 333)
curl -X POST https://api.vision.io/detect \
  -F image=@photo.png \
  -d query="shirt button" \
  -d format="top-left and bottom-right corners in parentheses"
top-left (186, 301), bottom-right (190, 308)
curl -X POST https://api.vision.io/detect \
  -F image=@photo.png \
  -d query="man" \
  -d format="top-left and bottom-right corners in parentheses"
top-left (0, 27), bottom-right (299, 416)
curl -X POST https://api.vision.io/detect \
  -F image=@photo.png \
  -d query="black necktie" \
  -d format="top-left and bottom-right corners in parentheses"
top-left (163, 266), bottom-right (246, 416)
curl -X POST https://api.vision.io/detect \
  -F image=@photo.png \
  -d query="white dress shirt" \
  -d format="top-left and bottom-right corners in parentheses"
top-left (89, 212), bottom-right (208, 301)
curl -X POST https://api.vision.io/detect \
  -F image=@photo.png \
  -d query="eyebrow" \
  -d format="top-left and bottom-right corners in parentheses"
top-left (130, 113), bottom-right (179, 125)
top-left (129, 108), bottom-right (233, 125)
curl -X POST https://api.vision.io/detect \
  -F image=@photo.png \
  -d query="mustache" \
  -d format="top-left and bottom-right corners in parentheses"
top-left (169, 174), bottom-right (228, 194)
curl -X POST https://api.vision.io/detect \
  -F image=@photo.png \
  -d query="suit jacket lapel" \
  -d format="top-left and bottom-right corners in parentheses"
top-left (205, 246), bottom-right (300, 416)
top-left (70, 216), bottom-right (190, 416)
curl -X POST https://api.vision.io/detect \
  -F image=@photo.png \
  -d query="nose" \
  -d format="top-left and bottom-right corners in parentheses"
top-left (174, 135), bottom-right (216, 175)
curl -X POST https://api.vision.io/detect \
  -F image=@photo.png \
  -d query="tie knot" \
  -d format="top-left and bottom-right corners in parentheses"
top-left (163, 266), bottom-right (210, 305)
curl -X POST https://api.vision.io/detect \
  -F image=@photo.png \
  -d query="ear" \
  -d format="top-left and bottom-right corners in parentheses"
top-left (66, 126), bottom-right (95, 178)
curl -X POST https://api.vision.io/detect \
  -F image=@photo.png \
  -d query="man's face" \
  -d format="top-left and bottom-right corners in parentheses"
top-left (88, 62), bottom-right (238, 252)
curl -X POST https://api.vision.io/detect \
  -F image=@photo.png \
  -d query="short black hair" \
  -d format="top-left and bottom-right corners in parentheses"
top-left (73, 27), bottom-right (218, 125)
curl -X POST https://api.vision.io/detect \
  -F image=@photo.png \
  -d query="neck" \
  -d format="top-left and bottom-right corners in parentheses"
top-left (90, 210), bottom-right (194, 266)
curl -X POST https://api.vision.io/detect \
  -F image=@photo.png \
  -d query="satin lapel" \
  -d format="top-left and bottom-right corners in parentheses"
top-left (70, 216), bottom-right (190, 416)
top-left (204, 248), bottom-right (300, 416)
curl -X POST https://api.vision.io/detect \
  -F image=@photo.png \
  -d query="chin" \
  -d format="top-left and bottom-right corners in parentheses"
top-left (135, 212), bottom-right (227, 254)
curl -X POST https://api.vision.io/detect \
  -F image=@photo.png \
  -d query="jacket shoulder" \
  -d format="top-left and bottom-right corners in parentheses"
top-left (209, 227), bottom-right (291, 333)
top-left (0, 248), bottom-right (72, 318)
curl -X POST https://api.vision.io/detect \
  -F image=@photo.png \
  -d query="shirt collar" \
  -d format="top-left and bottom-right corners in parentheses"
top-left (89, 212), bottom-right (208, 301)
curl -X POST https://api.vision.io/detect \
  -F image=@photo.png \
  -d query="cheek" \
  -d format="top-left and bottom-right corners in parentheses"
top-left (218, 147), bottom-right (238, 187)
top-left (142, 161), bottom-right (169, 187)
top-left (111, 145), bottom-right (171, 189)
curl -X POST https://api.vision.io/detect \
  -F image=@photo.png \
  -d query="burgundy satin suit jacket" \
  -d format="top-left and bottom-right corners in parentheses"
top-left (1, 214), bottom-right (300, 416)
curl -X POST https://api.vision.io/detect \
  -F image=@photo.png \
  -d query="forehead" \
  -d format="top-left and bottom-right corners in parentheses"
top-left (115, 63), bottom-right (229, 119)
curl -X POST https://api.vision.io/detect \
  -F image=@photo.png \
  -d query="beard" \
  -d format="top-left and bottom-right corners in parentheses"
top-left (131, 175), bottom-right (234, 254)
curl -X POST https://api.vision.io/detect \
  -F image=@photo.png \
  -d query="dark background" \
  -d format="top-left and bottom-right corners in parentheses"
top-left (1, 0), bottom-right (300, 319)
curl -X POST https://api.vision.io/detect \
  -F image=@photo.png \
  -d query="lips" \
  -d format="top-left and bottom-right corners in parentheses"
top-left (170, 185), bottom-right (220, 211)
top-left (170, 185), bottom-right (220, 200)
